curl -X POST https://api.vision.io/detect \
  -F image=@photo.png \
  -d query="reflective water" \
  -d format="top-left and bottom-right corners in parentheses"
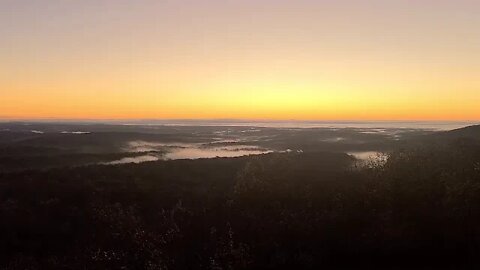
top-left (104, 155), bottom-right (160, 165)
top-left (348, 151), bottom-right (383, 161)
top-left (104, 142), bottom-right (273, 165)
top-left (348, 151), bottom-right (389, 168)
top-left (61, 131), bottom-right (91, 134)
top-left (164, 147), bottom-right (272, 160)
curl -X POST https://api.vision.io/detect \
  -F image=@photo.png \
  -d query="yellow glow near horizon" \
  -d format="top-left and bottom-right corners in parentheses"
top-left (1, 1), bottom-right (479, 121)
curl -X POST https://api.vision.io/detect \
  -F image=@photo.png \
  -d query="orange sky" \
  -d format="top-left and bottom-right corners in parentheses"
top-left (1, 0), bottom-right (479, 121)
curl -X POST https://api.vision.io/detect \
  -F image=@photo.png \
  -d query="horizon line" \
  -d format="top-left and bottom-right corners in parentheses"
top-left (0, 118), bottom-right (478, 123)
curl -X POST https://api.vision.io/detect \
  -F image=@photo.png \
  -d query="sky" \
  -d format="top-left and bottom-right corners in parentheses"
top-left (0, 0), bottom-right (479, 121)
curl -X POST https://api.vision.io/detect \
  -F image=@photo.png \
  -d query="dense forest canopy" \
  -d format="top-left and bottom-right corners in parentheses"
top-left (0, 123), bottom-right (479, 269)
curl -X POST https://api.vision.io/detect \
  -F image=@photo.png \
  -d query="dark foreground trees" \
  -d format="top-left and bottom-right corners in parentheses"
top-left (1, 142), bottom-right (480, 269)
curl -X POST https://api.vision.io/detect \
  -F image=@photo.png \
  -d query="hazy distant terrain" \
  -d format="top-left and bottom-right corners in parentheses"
top-left (1, 121), bottom-right (480, 269)
top-left (0, 121), bottom-right (450, 172)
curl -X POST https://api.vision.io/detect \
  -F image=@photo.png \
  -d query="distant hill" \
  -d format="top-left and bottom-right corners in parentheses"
top-left (439, 124), bottom-right (480, 139)
top-left (420, 125), bottom-right (480, 146)
top-left (408, 125), bottom-right (480, 149)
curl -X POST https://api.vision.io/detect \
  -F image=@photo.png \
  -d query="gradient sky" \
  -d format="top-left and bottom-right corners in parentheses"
top-left (1, 0), bottom-right (479, 120)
